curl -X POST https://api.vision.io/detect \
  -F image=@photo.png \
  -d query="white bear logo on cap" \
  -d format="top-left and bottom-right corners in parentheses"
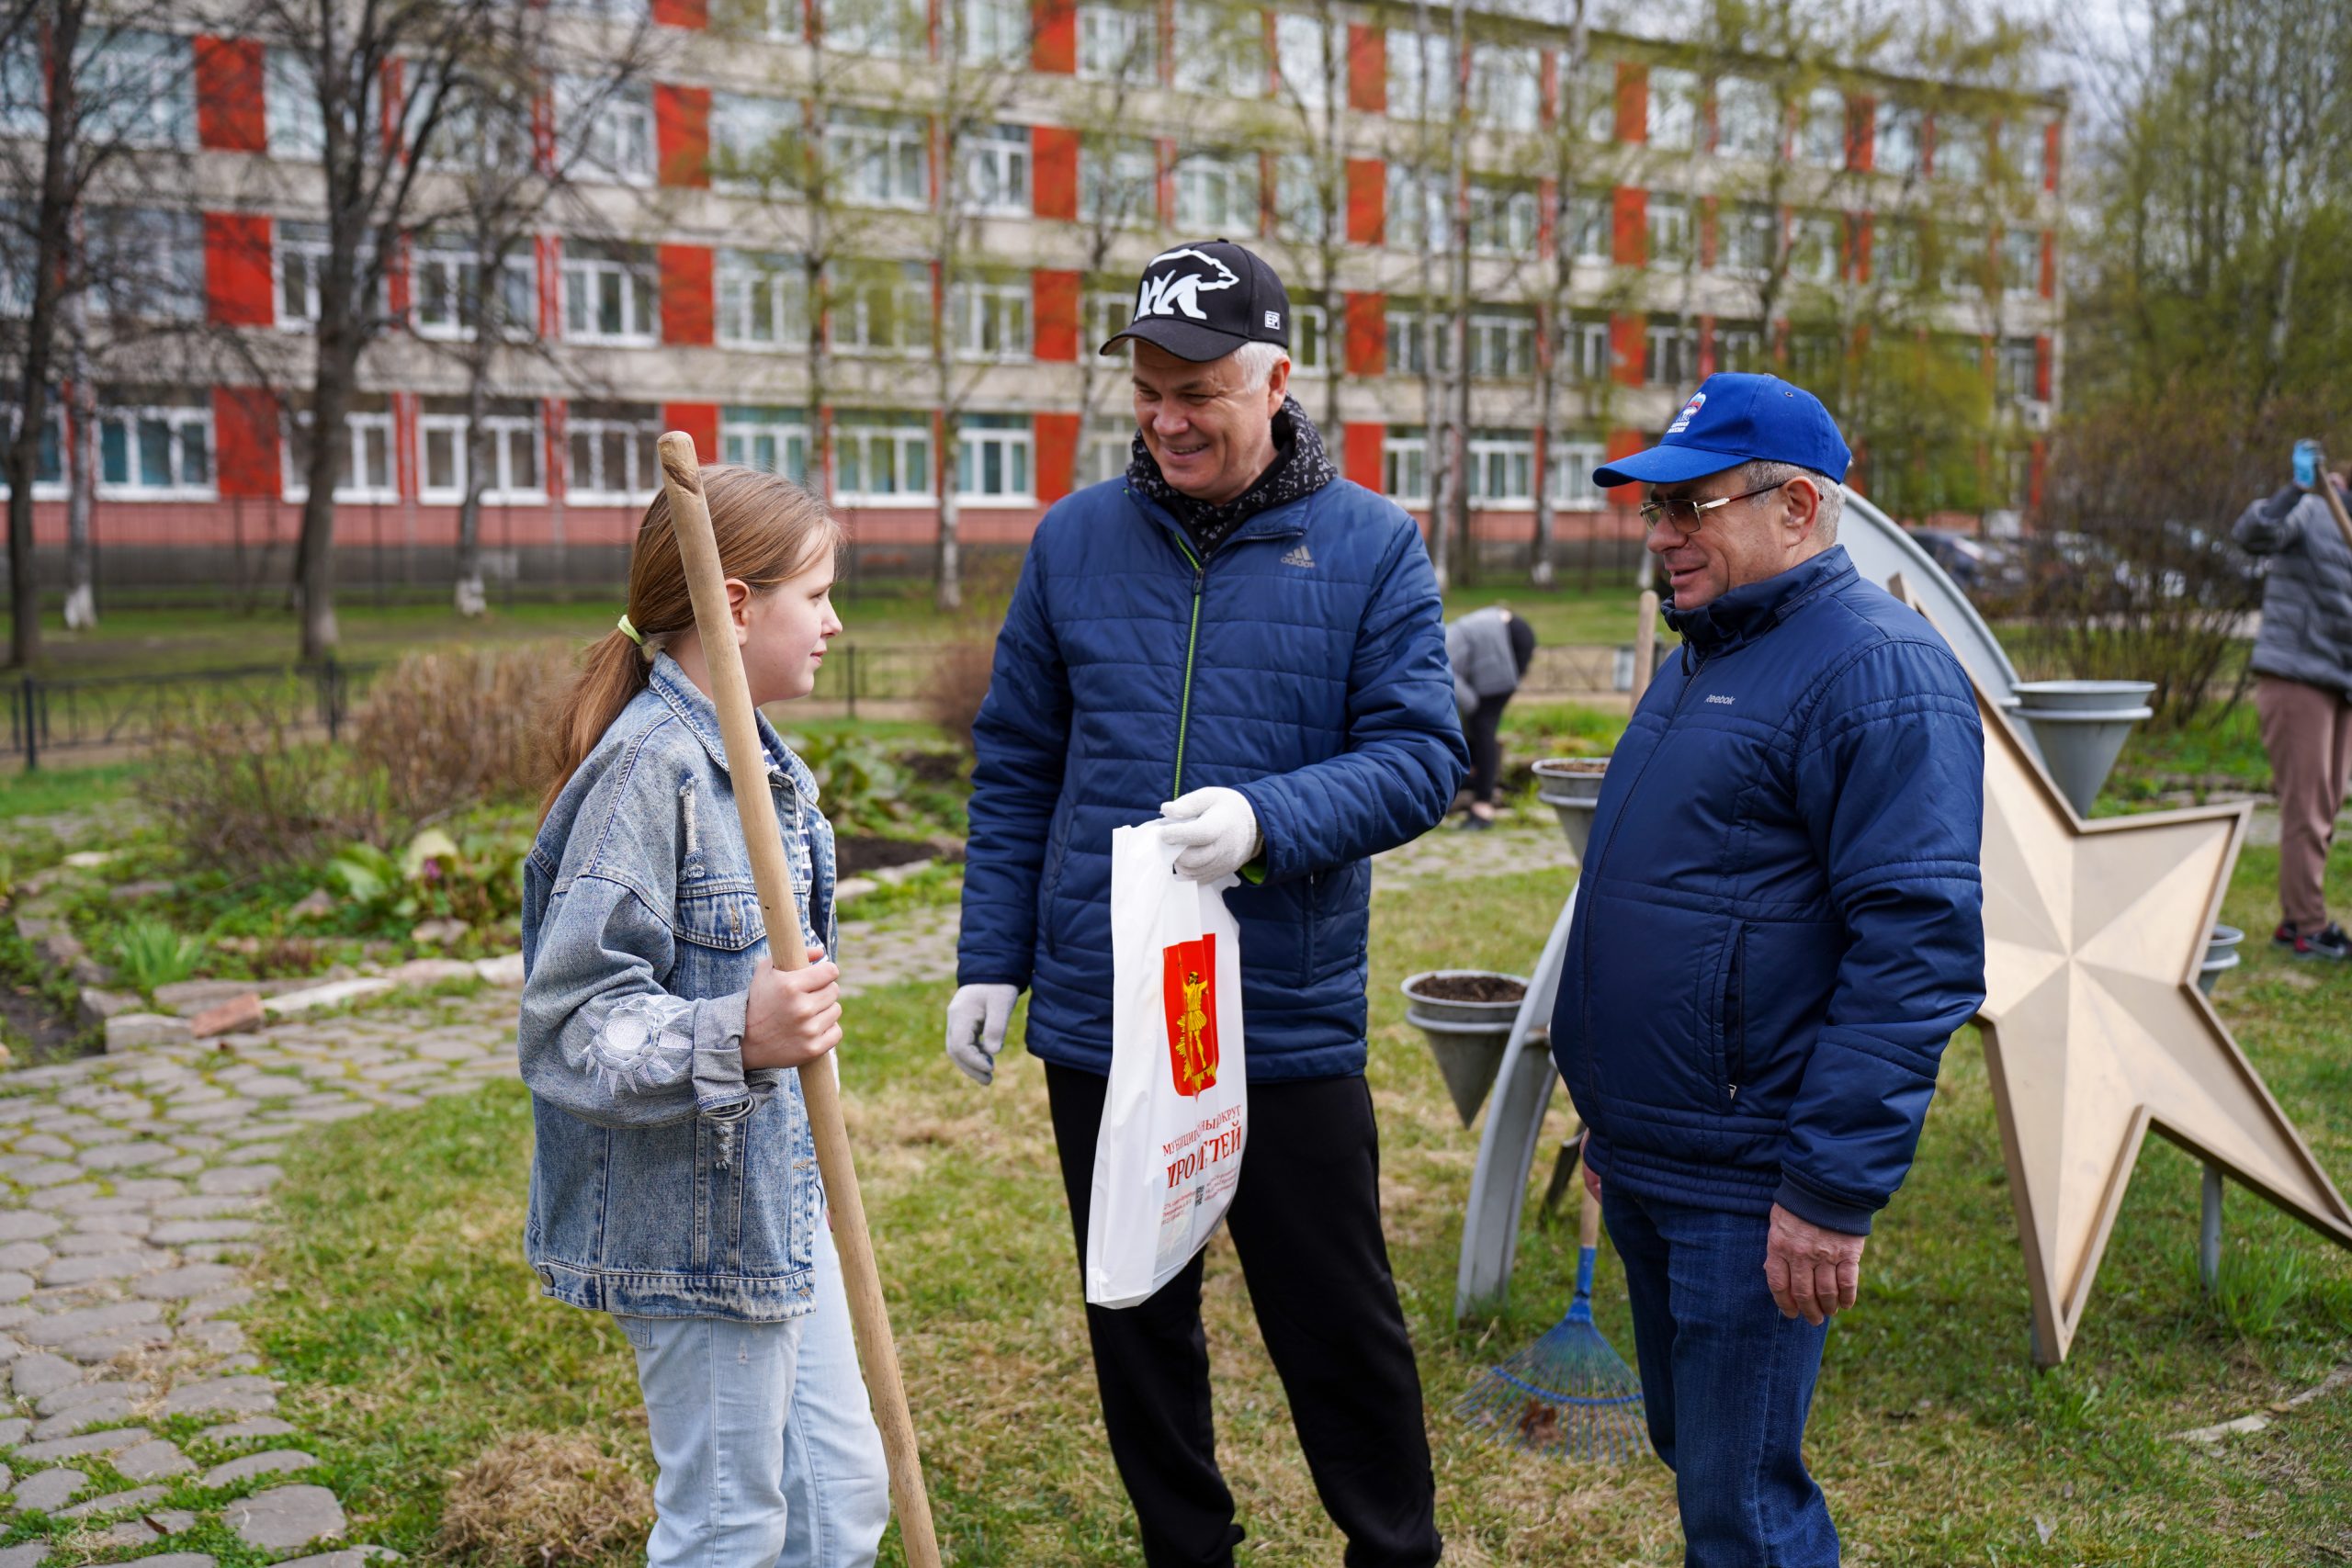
top-left (1135, 247), bottom-right (1241, 322)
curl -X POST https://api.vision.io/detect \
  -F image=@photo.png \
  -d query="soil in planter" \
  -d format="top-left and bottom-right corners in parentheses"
top-left (1414, 973), bottom-right (1527, 1005)
top-left (837, 837), bottom-right (938, 877)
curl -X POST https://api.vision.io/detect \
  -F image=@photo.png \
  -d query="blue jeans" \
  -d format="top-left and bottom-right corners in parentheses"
top-left (616, 1223), bottom-right (892, 1567)
top-left (1602, 1187), bottom-right (1837, 1568)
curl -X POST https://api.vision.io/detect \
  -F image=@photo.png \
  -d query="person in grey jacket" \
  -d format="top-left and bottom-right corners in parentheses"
top-left (1444, 605), bottom-right (1537, 829)
top-left (2233, 445), bottom-right (2352, 960)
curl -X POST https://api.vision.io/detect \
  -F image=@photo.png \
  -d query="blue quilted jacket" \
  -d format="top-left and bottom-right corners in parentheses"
top-left (957, 475), bottom-right (1467, 1080)
top-left (1550, 547), bottom-right (1986, 1233)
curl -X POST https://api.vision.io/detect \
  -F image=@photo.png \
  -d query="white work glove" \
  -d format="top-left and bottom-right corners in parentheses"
top-left (1159, 787), bottom-right (1261, 883)
top-left (944, 983), bottom-right (1018, 1086)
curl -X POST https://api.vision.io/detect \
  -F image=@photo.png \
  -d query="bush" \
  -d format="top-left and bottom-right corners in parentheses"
top-left (326, 821), bottom-right (529, 936)
top-left (134, 679), bottom-right (377, 873)
top-left (923, 640), bottom-right (995, 753)
top-left (348, 643), bottom-right (574, 829)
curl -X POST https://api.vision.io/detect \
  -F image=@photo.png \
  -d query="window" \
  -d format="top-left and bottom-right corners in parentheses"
top-left (1932, 116), bottom-right (1982, 183)
top-left (1874, 101), bottom-right (1920, 176)
top-left (87, 208), bottom-right (202, 321)
top-left (1078, 5), bottom-right (1156, 82)
top-left (264, 49), bottom-right (323, 158)
top-left (0, 402), bottom-right (64, 494)
top-left (949, 278), bottom-right (1031, 361)
top-left (1938, 224), bottom-right (1986, 295)
top-left (1080, 139), bottom-right (1157, 228)
top-left (556, 76), bottom-right (654, 185)
top-left (1714, 320), bottom-right (1766, 372)
top-left (1713, 76), bottom-right (1778, 160)
top-left (1173, 2), bottom-right (1261, 97)
top-left (1648, 68), bottom-right (1699, 151)
top-left (2000, 227), bottom-right (2041, 298)
top-left (419, 401), bottom-right (545, 503)
top-left (1272, 152), bottom-right (1329, 243)
top-left (1566, 189), bottom-right (1611, 264)
top-left (961, 124), bottom-right (1031, 217)
top-left (1877, 219), bottom-right (1920, 288)
top-left (1088, 288), bottom-right (1133, 350)
top-left (1549, 438), bottom-right (1605, 510)
top-left (1173, 152), bottom-right (1258, 235)
top-left (1472, 46), bottom-right (1542, 133)
top-left (1563, 315), bottom-right (1611, 381)
top-left (1791, 214), bottom-right (1842, 286)
top-left (1645, 194), bottom-right (1692, 266)
top-left (720, 406), bottom-right (809, 479)
top-left (561, 242), bottom-right (658, 345)
top-left (718, 250), bottom-right (808, 348)
top-left (1274, 13), bottom-right (1329, 111)
top-left (1645, 319), bottom-right (1699, 386)
top-left (1385, 311), bottom-right (1453, 377)
top-left (276, 221), bottom-right (332, 328)
top-left (566, 403), bottom-right (659, 502)
top-left (78, 30), bottom-right (194, 149)
top-left (1467, 431), bottom-right (1534, 506)
top-left (1383, 427), bottom-right (1429, 504)
top-left (283, 400), bottom-right (394, 503)
top-left (956, 413), bottom-right (1033, 502)
top-left (0, 38), bottom-right (44, 140)
top-left (712, 93), bottom-right (797, 190)
top-left (1721, 201), bottom-right (1776, 278)
top-left (1385, 165), bottom-right (1450, 254)
top-left (957, 0), bottom-right (1027, 64)
top-left (828, 0), bottom-right (925, 57)
top-left (412, 239), bottom-right (534, 341)
top-left (1083, 420), bottom-right (1132, 486)
top-left (834, 414), bottom-right (932, 503)
top-left (1566, 57), bottom-right (1615, 142)
top-left (551, 0), bottom-right (651, 16)
top-left (1386, 29), bottom-right (1454, 120)
top-left (1467, 181), bottom-right (1537, 255)
top-left (2001, 117), bottom-right (2047, 188)
top-left (1466, 312), bottom-right (1535, 378)
top-left (97, 399), bottom-right (211, 497)
top-left (833, 263), bottom-right (931, 355)
top-left (1800, 86), bottom-right (1849, 169)
top-left (831, 110), bottom-right (927, 208)
top-left (1996, 337), bottom-right (2038, 405)
top-left (1290, 302), bottom-right (1327, 375)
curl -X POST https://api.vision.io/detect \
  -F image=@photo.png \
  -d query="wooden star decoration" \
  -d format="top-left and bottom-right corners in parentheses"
top-left (1889, 578), bottom-right (2352, 1364)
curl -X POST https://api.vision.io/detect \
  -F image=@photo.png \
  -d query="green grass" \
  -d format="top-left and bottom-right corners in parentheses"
top-left (247, 843), bottom-right (2352, 1565)
top-left (0, 760), bottom-right (136, 817)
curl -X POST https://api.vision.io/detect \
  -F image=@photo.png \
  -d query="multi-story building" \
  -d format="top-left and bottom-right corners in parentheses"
top-left (6, 0), bottom-right (2064, 595)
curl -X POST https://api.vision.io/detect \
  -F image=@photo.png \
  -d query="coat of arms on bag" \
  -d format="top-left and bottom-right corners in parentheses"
top-left (1161, 935), bottom-right (1221, 1096)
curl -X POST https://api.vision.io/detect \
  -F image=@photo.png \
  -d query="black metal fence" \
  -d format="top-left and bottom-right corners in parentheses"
top-left (4, 659), bottom-right (379, 771)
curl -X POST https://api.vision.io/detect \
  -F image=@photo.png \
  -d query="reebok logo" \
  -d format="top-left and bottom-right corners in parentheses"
top-left (1704, 694), bottom-right (1735, 705)
top-left (1281, 543), bottom-right (1316, 569)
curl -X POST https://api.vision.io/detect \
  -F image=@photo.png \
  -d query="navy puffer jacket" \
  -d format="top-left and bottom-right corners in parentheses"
top-left (1550, 547), bottom-right (1986, 1234)
top-left (958, 476), bottom-right (1467, 1080)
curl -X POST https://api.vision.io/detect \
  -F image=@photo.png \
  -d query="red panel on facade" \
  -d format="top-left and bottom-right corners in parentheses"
top-left (2040, 231), bottom-right (2056, 299)
top-left (2043, 120), bottom-right (2062, 192)
top-left (1032, 0), bottom-right (1076, 73)
top-left (663, 403), bottom-right (720, 464)
top-left (1035, 412), bottom-right (1080, 502)
top-left (204, 213), bottom-right (274, 327)
top-left (1852, 212), bottom-right (1873, 284)
top-left (195, 37), bottom-right (266, 152)
top-left (1697, 313), bottom-right (1717, 378)
top-left (1034, 269), bottom-right (1080, 361)
top-left (1614, 62), bottom-right (1646, 143)
top-left (1033, 125), bottom-right (1079, 220)
top-left (656, 84), bottom-right (711, 188)
top-left (659, 244), bottom-right (713, 345)
top-left (2035, 334), bottom-right (2052, 402)
top-left (653, 0), bottom-right (707, 26)
top-left (1346, 158), bottom-right (1385, 245)
top-left (1849, 94), bottom-right (1876, 172)
top-left (2029, 437), bottom-right (2047, 511)
top-left (213, 387), bottom-right (280, 500)
top-left (1347, 24), bottom-right (1385, 114)
top-left (1341, 421), bottom-right (1385, 493)
top-left (1610, 314), bottom-right (1644, 389)
top-left (1604, 427), bottom-right (1645, 503)
top-left (1698, 195), bottom-right (1717, 269)
top-left (1611, 186), bottom-right (1645, 266)
top-left (1343, 291), bottom-right (1385, 376)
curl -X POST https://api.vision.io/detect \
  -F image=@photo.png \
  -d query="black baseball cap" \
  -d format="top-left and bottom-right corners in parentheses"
top-left (1100, 239), bottom-right (1291, 362)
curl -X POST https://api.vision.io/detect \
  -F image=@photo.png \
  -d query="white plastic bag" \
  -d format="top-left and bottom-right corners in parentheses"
top-left (1085, 821), bottom-right (1249, 1309)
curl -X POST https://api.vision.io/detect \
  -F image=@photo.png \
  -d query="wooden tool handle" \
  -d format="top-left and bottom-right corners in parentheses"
top-left (656, 434), bottom-right (943, 1568)
top-left (1630, 589), bottom-right (1661, 706)
top-left (1578, 1168), bottom-right (1602, 1250)
top-left (2313, 445), bottom-right (2352, 557)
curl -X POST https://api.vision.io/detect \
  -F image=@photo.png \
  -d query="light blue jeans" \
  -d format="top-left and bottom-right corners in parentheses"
top-left (616, 1223), bottom-right (892, 1567)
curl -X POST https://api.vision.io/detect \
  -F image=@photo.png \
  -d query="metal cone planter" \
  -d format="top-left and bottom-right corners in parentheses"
top-left (1532, 756), bottom-right (1611, 862)
top-left (2009, 680), bottom-right (2156, 818)
top-left (1403, 970), bottom-right (1530, 1127)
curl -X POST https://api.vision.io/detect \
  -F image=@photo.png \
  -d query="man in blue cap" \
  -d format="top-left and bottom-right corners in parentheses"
top-left (1552, 374), bottom-right (1987, 1565)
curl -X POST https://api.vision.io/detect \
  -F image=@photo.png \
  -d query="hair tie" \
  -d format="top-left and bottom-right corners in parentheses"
top-left (616, 613), bottom-right (644, 647)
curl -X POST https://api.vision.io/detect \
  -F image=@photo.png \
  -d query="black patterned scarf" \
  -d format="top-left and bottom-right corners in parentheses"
top-left (1126, 395), bottom-right (1339, 558)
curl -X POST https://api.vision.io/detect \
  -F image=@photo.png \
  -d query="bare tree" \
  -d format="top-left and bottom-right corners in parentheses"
top-left (1261, 0), bottom-right (1349, 438)
top-left (1060, 3), bottom-right (1160, 497)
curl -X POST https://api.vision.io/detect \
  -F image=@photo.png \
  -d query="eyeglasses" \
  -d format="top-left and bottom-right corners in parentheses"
top-left (1639, 479), bottom-right (1790, 535)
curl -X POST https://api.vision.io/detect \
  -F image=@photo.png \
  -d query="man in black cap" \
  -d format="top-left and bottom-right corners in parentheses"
top-left (944, 240), bottom-right (1464, 1566)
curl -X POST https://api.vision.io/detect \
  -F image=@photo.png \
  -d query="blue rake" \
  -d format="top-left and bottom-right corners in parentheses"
top-left (1454, 1182), bottom-right (1650, 1464)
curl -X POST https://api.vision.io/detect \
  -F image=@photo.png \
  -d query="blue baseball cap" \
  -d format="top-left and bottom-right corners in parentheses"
top-left (1592, 373), bottom-right (1852, 489)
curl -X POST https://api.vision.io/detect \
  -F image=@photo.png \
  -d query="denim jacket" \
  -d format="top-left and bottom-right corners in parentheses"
top-left (519, 654), bottom-right (837, 1320)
